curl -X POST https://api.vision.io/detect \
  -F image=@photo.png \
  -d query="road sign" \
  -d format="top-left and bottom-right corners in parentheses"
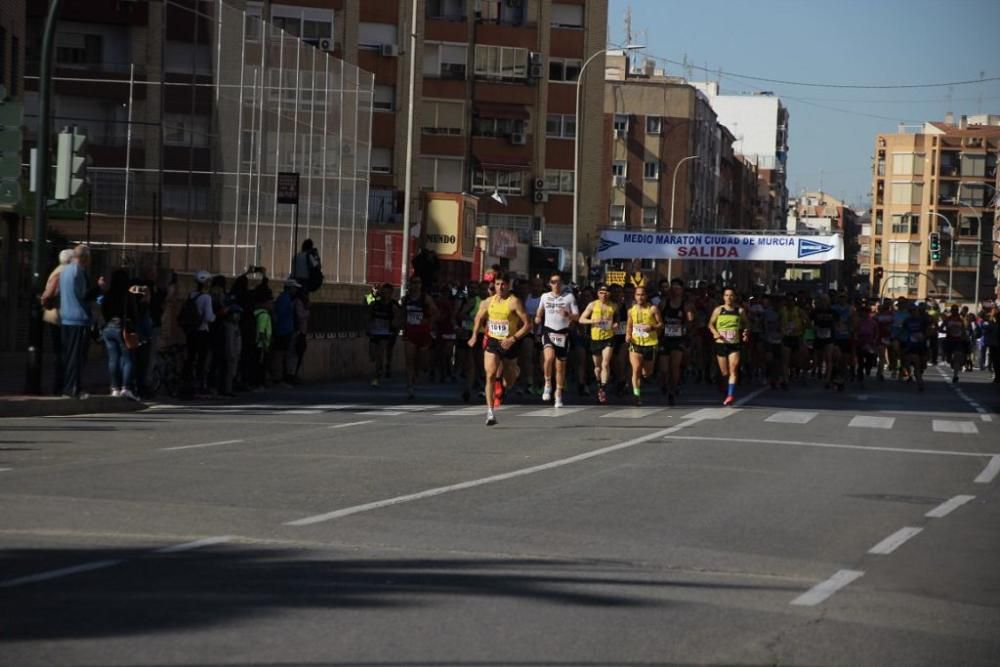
top-left (277, 171), bottom-right (300, 205)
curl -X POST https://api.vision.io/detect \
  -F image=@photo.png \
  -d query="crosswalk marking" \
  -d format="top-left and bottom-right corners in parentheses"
top-left (681, 408), bottom-right (739, 420)
top-left (600, 408), bottom-right (665, 419)
top-left (388, 405), bottom-right (443, 412)
top-left (932, 420), bottom-right (979, 435)
top-left (523, 407), bottom-right (587, 418)
top-left (357, 410), bottom-right (405, 416)
top-left (437, 406), bottom-right (510, 416)
top-left (848, 416), bottom-right (895, 429)
top-left (765, 411), bottom-right (817, 424)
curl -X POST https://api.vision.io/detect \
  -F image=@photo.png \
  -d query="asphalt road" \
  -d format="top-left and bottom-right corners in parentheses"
top-left (1, 366), bottom-right (998, 666)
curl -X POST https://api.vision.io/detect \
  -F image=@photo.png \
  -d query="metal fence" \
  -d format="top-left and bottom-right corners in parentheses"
top-left (41, 0), bottom-right (374, 284)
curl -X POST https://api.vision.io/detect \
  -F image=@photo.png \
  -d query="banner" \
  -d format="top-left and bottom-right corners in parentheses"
top-left (597, 231), bottom-right (844, 263)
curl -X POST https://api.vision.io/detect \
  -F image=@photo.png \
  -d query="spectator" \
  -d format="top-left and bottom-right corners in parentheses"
top-left (291, 289), bottom-right (310, 382)
top-left (983, 306), bottom-right (999, 383)
top-left (40, 248), bottom-right (74, 395)
top-left (253, 288), bottom-right (274, 388)
top-left (101, 269), bottom-right (140, 400)
top-left (292, 239), bottom-right (323, 292)
top-left (180, 270), bottom-right (216, 396)
top-left (208, 274), bottom-right (228, 394)
top-left (272, 279), bottom-right (300, 383)
top-left (221, 302), bottom-right (243, 397)
top-left (59, 245), bottom-right (102, 398)
top-left (412, 248), bottom-right (439, 289)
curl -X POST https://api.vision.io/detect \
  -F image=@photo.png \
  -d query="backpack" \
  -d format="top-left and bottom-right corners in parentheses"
top-left (177, 294), bottom-right (202, 334)
top-left (306, 253), bottom-right (323, 292)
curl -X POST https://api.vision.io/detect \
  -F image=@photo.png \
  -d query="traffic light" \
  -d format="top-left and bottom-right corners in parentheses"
top-left (0, 98), bottom-right (23, 207)
top-left (929, 231), bottom-right (942, 262)
top-left (54, 126), bottom-right (86, 200)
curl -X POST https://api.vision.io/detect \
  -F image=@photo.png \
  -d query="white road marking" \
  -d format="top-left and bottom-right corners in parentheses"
top-left (357, 410), bottom-right (405, 416)
top-left (868, 526), bottom-right (923, 555)
top-left (681, 408), bottom-right (741, 420)
top-left (932, 420), bottom-right (979, 435)
top-left (925, 494), bottom-right (975, 518)
top-left (600, 408), bottom-right (665, 419)
top-left (662, 435), bottom-right (997, 459)
top-left (285, 419), bottom-right (702, 526)
top-left (790, 569), bottom-right (865, 607)
top-left (155, 536), bottom-right (232, 553)
top-left (329, 420), bottom-right (374, 429)
top-left (935, 367), bottom-right (994, 422)
top-left (848, 416), bottom-right (895, 429)
top-left (387, 404), bottom-right (443, 412)
top-left (162, 439), bottom-right (244, 451)
top-left (975, 456), bottom-right (1000, 484)
top-left (765, 411), bottom-right (817, 424)
top-left (0, 559), bottom-right (125, 588)
top-left (523, 407), bottom-right (587, 417)
top-left (436, 406), bottom-right (510, 416)
top-left (282, 409), bottom-right (323, 415)
top-left (0, 467), bottom-right (11, 472)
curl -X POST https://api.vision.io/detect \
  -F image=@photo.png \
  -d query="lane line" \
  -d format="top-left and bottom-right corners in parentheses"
top-left (285, 419), bottom-right (702, 526)
top-left (868, 527), bottom-right (923, 555)
top-left (932, 419), bottom-right (979, 435)
top-left (790, 569), bottom-right (865, 607)
top-left (0, 467), bottom-right (11, 472)
top-left (661, 435), bottom-right (996, 458)
top-left (925, 494), bottom-right (975, 518)
top-left (0, 559), bottom-right (125, 588)
top-left (934, 367), bottom-right (994, 422)
top-left (974, 456), bottom-right (1000, 484)
top-left (155, 536), bottom-right (232, 553)
top-left (161, 439), bottom-right (244, 452)
top-left (329, 420), bottom-right (374, 429)
top-left (848, 416), bottom-right (895, 430)
top-left (764, 411), bottom-right (817, 424)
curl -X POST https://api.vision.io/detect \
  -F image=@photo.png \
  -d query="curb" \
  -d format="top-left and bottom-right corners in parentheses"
top-left (0, 397), bottom-right (149, 419)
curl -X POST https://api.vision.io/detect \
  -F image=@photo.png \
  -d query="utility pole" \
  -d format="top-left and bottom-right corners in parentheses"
top-left (25, 0), bottom-right (64, 395)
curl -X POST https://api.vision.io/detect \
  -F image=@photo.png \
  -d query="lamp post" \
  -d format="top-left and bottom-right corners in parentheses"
top-left (667, 154), bottom-right (699, 281)
top-left (572, 44), bottom-right (643, 284)
top-left (398, 0), bottom-right (418, 297)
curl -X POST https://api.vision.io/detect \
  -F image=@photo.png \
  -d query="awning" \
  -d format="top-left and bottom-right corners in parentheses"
top-left (474, 102), bottom-right (530, 120)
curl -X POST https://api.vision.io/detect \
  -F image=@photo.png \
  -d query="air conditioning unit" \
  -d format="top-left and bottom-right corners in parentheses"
top-left (533, 191), bottom-right (549, 204)
top-left (533, 177), bottom-right (546, 191)
top-left (529, 63), bottom-right (543, 79)
top-left (380, 44), bottom-right (400, 57)
top-left (510, 132), bottom-right (526, 145)
top-left (318, 38), bottom-right (333, 52)
top-left (529, 51), bottom-right (543, 66)
top-left (613, 175), bottom-right (627, 187)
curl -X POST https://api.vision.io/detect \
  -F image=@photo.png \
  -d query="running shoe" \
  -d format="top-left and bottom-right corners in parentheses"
top-left (371, 378), bottom-right (380, 388)
top-left (541, 386), bottom-right (552, 402)
top-left (723, 395), bottom-right (735, 406)
top-left (633, 395), bottom-right (642, 407)
top-left (597, 387), bottom-right (607, 404)
top-left (952, 374), bottom-right (959, 384)
top-left (486, 410), bottom-right (497, 426)
top-left (111, 389), bottom-right (122, 398)
top-left (493, 380), bottom-right (504, 408)
top-left (462, 389), bottom-right (470, 403)
top-left (554, 394), bottom-right (564, 409)
top-left (667, 392), bottom-right (675, 406)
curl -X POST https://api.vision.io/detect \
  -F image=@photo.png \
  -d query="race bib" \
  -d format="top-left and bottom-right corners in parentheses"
top-left (633, 324), bottom-right (650, 339)
top-left (547, 332), bottom-right (567, 347)
top-left (488, 319), bottom-right (509, 338)
top-left (594, 319), bottom-right (611, 330)
top-left (664, 323), bottom-right (683, 337)
top-left (816, 327), bottom-right (831, 338)
top-left (910, 332), bottom-right (924, 342)
top-left (407, 311), bottom-right (423, 326)
top-left (371, 318), bottom-right (390, 336)
top-left (720, 329), bottom-right (737, 342)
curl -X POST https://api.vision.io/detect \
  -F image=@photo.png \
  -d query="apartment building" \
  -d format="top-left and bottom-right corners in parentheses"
top-left (869, 114), bottom-right (999, 303)
top-left (785, 191), bottom-right (860, 291)
top-left (0, 0), bottom-right (25, 353)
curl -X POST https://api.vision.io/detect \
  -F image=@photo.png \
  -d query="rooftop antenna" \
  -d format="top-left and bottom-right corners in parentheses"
top-left (624, 4), bottom-right (633, 49)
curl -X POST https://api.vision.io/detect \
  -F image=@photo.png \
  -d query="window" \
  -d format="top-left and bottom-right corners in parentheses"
top-left (890, 214), bottom-right (918, 234)
top-left (961, 183), bottom-right (986, 207)
top-left (426, 0), bottom-right (466, 20)
top-left (421, 99), bottom-right (465, 135)
top-left (418, 157), bottom-right (464, 191)
top-left (888, 241), bottom-right (919, 265)
top-left (245, 4), bottom-right (263, 41)
top-left (959, 215), bottom-right (979, 237)
top-left (611, 161), bottom-right (627, 178)
top-left (960, 153), bottom-right (985, 177)
top-left (546, 114), bottom-right (575, 139)
top-left (474, 45), bottom-right (528, 80)
top-left (646, 116), bottom-right (662, 134)
top-left (368, 189), bottom-right (396, 223)
top-left (358, 22), bottom-right (397, 50)
top-left (472, 169), bottom-right (523, 195)
top-left (478, 213), bottom-right (533, 243)
top-left (269, 4), bottom-right (333, 44)
top-left (423, 42), bottom-right (468, 79)
top-left (643, 161), bottom-right (660, 180)
top-left (164, 114), bottom-right (211, 147)
top-left (543, 169), bottom-right (574, 194)
top-left (371, 147), bottom-right (393, 174)
top-left (954, 245), bottom-right (979, 267)
top-left (373, 85), bottom-right (395, 112)
top-left (891, 152), bottom-right (924, 176)
top-left (551, 3), bottom-right (584, 28)
top-left (874, 240), bottom-right (882, 263)
top-left (477, 0), bottom-right (524, 25)
top-left (890, 181), bottom-right (923, 205)
top-left (613, 114), bottom-right (629, 135)
top-left (472, 116), bottom-right (523, 138)
top-left (55, 32), bottom-right (102, 66)
top-left (548, 57), bottom-right (581, 82)
top-left (609, 205), bottom-right (626, 227)
top-left (642, 207), bottom-right (658, 226)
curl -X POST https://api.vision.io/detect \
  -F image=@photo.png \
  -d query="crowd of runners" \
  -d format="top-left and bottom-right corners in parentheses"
top-left (366, 273), bottom-right (1000, 426)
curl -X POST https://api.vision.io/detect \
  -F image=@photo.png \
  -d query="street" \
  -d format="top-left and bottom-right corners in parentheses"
top-left (1, 371), bottom-right (998, 666)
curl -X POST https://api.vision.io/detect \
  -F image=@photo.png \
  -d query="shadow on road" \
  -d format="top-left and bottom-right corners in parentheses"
top-left (0, 547), bottom-right (797, 642)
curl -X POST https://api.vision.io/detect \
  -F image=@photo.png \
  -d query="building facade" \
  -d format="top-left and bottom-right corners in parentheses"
top-left (785, 191), bottom-right (860, 292)
top-left (0, 0), bottom-right (25, 353)
top-left (868, 114), bottom-right (999, 303)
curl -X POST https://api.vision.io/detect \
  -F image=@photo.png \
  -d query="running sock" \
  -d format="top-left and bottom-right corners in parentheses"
top-left (727, 382), bottom-right (736, 398)
top-left (633, 387), bottom-right (641, 397)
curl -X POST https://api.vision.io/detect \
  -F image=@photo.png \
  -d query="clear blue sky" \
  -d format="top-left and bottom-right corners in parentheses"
top-left (607, 0), bottom-right (1000, 208)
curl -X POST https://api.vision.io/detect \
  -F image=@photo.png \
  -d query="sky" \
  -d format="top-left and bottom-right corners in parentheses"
top-left (607, 0), bottom-right (1000, 209)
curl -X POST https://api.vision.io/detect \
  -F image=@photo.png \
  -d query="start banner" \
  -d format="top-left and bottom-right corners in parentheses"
top-left (597, 231), bottom-right (844, 263)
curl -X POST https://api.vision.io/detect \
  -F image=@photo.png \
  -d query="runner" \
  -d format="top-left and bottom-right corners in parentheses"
top-left (902, 301), bottom-right (933, 392)
top-left (366, 283), bottom-right (399, 387)
top-left (855, 301), bottom-right (879, 385)
top-left (941, 304), bottom-right (968, 383)
top-left (625, 285), bottom-right (662, 406)
top-left (468, 273), bottom-right (531, 426)
top-left (612, 283), bottom-right (633, 397)
top-left (432, 285), bottom-right (457, 383)
top-left (657, 278), bottom-right (693, 405)
top-left (579, 283), bottom-right (617, 404)
top-left (891, 298), bottom-right (911, 381)
top-left (761, 295), bottom-right (784, 389)
top-left (812, 295), bottom-right (839, 389)
top-left (708, 287), bottom-right (748, 406)
top-left (831, 292), bottom-right (856, 390)
top-left (926, 298), bottom-right (941, 366)
top-left (456, 281), bottom-right (485, 402)
top-left (874, 299), bottom-right (895, 381)
top-left (779, 293), bottom-right (806, 389)
top-left (401, 277), bottom-right (439, 399)
top-left (746, 296), bottom-right (767, 385)
top-left (535, 272), bottom-right (579, 408)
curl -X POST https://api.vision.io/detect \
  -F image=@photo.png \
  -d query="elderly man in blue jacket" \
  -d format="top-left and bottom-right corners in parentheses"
top-left (59, 245), bottom-right (103, 398)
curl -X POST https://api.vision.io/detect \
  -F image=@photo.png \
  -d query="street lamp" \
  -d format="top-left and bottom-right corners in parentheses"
top-left (572, 44), bottom-right (644, 284)
top-left (667, 154), bottom-right (699, 280)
